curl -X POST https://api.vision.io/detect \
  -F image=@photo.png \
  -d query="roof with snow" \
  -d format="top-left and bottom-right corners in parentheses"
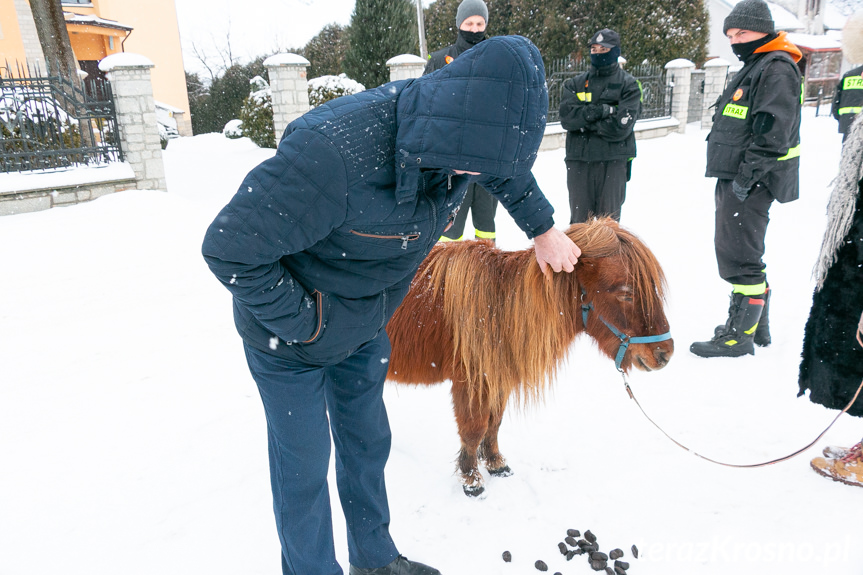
top-left (787, 32), bottom-right (842, 50)
top-left (63, 12), bottom-right (133, 32)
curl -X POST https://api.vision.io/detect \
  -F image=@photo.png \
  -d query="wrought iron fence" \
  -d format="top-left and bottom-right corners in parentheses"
top-left (546, 58), bottom-right (672, 123)
top-left (0, 62), bottom-right (122, 173)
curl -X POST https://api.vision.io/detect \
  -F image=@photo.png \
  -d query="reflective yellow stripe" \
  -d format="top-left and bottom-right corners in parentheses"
top-left (778, 144), bottom-right (801, 161)
top-left (724, 339), bottom-right (739, 346)
top-left (576, 92), bottom-right (592, 102)
top-left (732, 283), bottom-right (767, 296)
top-left (843, 76), bottom-right (863, 90)
top-left (438, 235), bottom-right (462, 242)
top-left (744, 323), bottom-right (759, 335)
top-left (475, 229), bottom-right (496, 239)
top-left (838, 106), bottom-right (863, 116)
top-left (722, 103), bottom-right (748, 119)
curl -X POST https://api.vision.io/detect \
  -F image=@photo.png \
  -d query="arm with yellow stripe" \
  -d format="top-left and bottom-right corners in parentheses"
top-left (734, 59), bottom-right (801, 191)
top-left (558, 75), bottom-right (594, 132)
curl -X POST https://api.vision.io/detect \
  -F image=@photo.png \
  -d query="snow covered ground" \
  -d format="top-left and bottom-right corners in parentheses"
top-left (1, 108), bottom-right (860, 575)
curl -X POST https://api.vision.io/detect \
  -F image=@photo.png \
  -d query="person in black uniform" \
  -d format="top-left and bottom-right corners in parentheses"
top-left (558, 28), bottom-right (641, 224)
top-left (690, 0), bottom-right (803, 358)
top-left (832, 41), bottom-right (863, 143)
top-left (424, 0), bottom-right (499, 243)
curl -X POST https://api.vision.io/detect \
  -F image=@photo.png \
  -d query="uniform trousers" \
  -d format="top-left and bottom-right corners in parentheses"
top-left (714, 179), bottom-right (773, 287)
top-left (442, 181), bottom-right (498, 240)
top-left (244, 332), bottom-right (398, 575)
top-left (565, 159), bottom-right (628, 224)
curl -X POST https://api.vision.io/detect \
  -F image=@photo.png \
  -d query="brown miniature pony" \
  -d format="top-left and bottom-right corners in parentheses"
top-left (386, 218), bottom-right (674, 496)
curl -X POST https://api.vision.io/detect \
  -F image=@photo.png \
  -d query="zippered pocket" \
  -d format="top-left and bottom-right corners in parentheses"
top-left (350, 230), bottom-right (421, 250)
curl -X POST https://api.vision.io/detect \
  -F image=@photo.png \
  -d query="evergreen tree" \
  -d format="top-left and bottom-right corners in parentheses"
top-left (188, 58), bottom-right (268, 135)
top-left (305, 24), bottom-right (349, 79)
top-left (344, 0), bottom-right (419, 89)
top-left (571, 0), bottom-right (708, 66)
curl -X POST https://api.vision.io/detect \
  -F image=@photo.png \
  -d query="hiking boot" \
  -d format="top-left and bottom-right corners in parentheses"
top-left (349, 555), bottom-right (442, 575)
top-left (823, 441), bottom-right (862, 460)
top-left (810, 455), bottom-right (863, 488)
top-left (691, 293), bottom-right (765, 358)
top-left (754, 284), bottom-right (771, 347)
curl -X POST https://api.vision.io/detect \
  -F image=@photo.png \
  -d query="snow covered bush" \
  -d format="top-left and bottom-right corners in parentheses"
top-left (222, 119), bottom-right (243, 139)
top-left (239, 76), bottom-right (275, 148)
top-left (308, 74), bottom-right (365, 108)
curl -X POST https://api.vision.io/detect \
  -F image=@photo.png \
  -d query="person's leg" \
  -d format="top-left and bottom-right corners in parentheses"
top-left (595, 159), bottom-right (628, 221)
top-left (691, 181), bottom-right (772, 357)
top-left (470, 185), bottom-right (499, 241)
top-left (244, 344), bottom-right (341, 575)
top-left (566, 160), bottom-right (595, 224)
top-left (440, 183), bottom-right (475, 241)
top-left (324, 332), bottom-right (399, 569)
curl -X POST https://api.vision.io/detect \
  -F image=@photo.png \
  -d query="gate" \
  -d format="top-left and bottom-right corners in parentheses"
top-left (0, 62), bottom-right (122, 173)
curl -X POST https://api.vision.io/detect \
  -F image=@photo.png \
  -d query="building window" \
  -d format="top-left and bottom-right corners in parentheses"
top-left (61, 0), bottom-right (93, 4)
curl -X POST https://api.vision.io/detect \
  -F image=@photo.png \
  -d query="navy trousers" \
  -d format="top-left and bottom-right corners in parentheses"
top-left (714, 179), bottom-right (773, 286)
top-left (441, 181), bottom-right (499, 240)
top-left (565, 159), bottom-right (628, 224)
top-left (244, 332), bottom-right (399, 575)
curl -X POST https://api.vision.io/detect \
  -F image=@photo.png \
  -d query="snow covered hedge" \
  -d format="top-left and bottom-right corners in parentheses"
top-left (308, 74), bottom-right (365, 108)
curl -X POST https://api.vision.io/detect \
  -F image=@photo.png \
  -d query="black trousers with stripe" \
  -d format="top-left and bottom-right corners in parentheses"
top-left (714, 179), bottom-right (773, 287)
top-left (442, 182), bottom-right (499, 240)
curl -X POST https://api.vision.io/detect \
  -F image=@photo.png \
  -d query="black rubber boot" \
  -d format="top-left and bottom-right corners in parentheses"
top-left (691, 293), bottom-right (765, 358)
top-left (754, 284), bottom-right (771, 347)
top-left (349, 556), bottom-right (442, 575)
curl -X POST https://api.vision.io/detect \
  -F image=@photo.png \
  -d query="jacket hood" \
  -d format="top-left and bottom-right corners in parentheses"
top-left (754, 31), bottom-right (803, 63)
top-left (394, 35), bottom-right (548, 203)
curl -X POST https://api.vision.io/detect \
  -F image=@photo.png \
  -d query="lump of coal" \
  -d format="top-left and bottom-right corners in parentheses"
top-left (567, 529), bottom-right (581, 537)
top-left (502, 551), bottom-right (512, 562)
top-left (615, 560), bottom-right (630, 570)
top-left (631, 545), bottom-right (639, 559)
top-left (591, 551), bottom-right (609, 561)
top-left (558, 542), bottom-right (568, 555)
top-left (609, 549), bottom-right (624, 560)
top-left (590, 558), bottom-right (608, 571)
top-left (584, 530), bottom-right (597, 544)
top-left (564, 536), bottom-right (578, 547)
top-left (535, 559), bottom-right (548, 571)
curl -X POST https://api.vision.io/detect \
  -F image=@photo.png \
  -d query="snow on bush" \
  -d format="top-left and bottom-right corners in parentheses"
top-left (239, 75), bottom-right (275, 148)
top-left (223, 119), bottom-right (243, 139)
top-left (308, 74), bottom-right (365, 108)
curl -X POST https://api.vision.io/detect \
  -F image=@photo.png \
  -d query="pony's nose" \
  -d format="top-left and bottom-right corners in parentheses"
top-left (654, 346), bottom-right (673, 367)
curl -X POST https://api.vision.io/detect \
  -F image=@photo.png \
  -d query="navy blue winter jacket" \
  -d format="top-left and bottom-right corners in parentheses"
top-left (202, 36), bottom-right (554, 365)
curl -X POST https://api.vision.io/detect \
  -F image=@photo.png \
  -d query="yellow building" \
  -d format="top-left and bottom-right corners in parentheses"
top-left (0, 0), bottom-right (192, 136)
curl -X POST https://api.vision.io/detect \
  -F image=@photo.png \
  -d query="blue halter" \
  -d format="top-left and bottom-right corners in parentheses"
top-left (580, 288), bottom-right (672, 371)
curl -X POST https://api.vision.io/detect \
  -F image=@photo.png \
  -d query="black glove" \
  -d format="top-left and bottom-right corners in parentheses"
top-left (731, 180), bottom-right (751, 202)
top-left (599, 104), bottom-right (615, 119)
top-left (583, 104), bottom-right (601, 123)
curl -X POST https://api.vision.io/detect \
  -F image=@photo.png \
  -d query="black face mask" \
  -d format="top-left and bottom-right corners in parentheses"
top-left (590, 46), bottom-right (620, 69)
top-left (458, 29), bottom-right (486, 46)
top-left (731, 33), bottom-right (777, 63)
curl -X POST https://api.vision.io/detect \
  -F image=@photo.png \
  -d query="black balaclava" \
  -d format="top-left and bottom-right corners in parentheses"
top-left (458, 28), bottom-right (486, 46)
top-left (731, 32), bottom-right (777, 63)
top-left (591, 46), bottom-right (620, 69)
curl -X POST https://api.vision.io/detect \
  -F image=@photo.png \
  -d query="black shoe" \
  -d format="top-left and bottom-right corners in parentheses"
top-left (349, 555), bottom-right (442, 575)
top-left (754, 285), bottom-right (771, 347)
top-left (691, 293), bottom-right (765, 358)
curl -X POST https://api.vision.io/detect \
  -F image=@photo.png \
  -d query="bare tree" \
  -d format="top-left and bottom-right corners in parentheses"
top-left (28, 0), bottom-right (80, 87)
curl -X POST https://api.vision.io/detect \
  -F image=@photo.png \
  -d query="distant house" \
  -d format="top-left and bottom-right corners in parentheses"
top-left (0, 0), bottom-right (192, 137)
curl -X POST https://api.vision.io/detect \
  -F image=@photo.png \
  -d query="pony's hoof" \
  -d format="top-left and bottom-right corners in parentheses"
top-left (488, 465), bottom-right (512, 477)
top-left (463, 484), bottom-right (485, 497)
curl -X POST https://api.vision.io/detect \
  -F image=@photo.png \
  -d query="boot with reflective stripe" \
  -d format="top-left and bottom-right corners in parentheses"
top-left (754, 284), bottom-right (771, 347)
top-left (691, 293), bottom-right (765, 358)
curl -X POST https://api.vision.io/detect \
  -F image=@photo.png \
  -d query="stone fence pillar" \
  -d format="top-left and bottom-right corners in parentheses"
top-left (99, 53), bottom-right (166, 191)
top-left (664, 58), bottom-right (695, 134)
top-left (702, 58), bottom-right (732, 131)
top-left (387, 54), bottom-right (427, 82)
top-left (264, 54), bottom-right (311, 143)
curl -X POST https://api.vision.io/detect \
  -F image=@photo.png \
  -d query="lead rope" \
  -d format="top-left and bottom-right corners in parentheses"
top-left (620, 327), bottom-right (863, 468)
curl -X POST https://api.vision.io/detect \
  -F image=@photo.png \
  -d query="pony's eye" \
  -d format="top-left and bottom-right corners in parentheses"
top-left (616, 285), bottom-right (634, 302)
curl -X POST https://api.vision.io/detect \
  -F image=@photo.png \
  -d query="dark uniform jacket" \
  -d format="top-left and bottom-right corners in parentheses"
top-left (202, 36), bottom-right (553, 366)
top-left (706, 32), bottom-right (803, 203)
top-left (558, 63), bottom-right (641, 162)
top-left (424, 33), bottom-right (475, 75)
top-left (832, 64), bottom-right (863, 137)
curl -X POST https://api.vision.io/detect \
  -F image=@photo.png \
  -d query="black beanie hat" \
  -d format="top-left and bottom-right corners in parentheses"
top-left (723, 0), bottom-right (775, 34)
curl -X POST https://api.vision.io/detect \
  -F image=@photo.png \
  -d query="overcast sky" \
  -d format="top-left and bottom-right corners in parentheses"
top-left (174, 0), bottom-right (359, 74)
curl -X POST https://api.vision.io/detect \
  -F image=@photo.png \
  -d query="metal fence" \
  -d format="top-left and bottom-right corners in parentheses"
top-left (546, 58), bottom-right (672, 123)
top-left (0, 62), bottom-right (122, 173)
